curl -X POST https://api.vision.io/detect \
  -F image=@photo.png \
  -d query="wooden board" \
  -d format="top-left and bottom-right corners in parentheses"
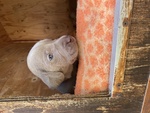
top-left (0, 43), bottom-right (60, 97)
top-left (0, 0), bottom-right (74, 41)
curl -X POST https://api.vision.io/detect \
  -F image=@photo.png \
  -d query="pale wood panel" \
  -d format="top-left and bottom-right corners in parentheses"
top-left (0, 0), bottom-right (74, 41)
top-left (0, 43), bottom-right (60, 97)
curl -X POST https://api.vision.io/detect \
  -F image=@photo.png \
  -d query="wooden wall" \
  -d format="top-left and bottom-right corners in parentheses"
top-left (0, 0), bottom-right (74, 41)
top-left (0, 22), bottom-right (11, 42)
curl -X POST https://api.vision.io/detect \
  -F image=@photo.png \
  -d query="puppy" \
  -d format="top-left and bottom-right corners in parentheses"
top-left (27, 35), bottom-right (78, 92)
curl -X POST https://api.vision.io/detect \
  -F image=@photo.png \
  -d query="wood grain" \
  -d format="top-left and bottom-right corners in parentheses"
top-left (0, 0), bottom-right (74, 41)
top-left (0, 22), bottom-right (11, 42)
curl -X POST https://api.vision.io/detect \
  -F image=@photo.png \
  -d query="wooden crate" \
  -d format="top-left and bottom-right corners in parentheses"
top-left (0, 0), bottom-right (76, 97)
top-left (0, 0), bottom-right (149, 113)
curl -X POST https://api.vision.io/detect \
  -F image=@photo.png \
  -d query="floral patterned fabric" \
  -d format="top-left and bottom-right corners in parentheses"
top-left (75, 0), bottom-right (116, 95)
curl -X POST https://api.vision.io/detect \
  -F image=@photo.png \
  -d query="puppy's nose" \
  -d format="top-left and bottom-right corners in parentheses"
top-left (65, 35), bottom-right (75, 44)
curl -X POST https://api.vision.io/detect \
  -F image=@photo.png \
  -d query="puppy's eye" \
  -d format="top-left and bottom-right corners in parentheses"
top-left (48, 54), bottom-right (53, 61)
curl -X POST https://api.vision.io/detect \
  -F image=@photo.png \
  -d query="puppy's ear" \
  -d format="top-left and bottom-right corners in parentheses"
top-left (39, 71), bottom-right (65, 89)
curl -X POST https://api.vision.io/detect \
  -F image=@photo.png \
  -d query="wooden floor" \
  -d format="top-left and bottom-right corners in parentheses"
top-left (0, 43), bottom-right (60, 98)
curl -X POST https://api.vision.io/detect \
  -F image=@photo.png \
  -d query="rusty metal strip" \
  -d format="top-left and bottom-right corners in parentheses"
top-left (109, 0), bottom-right (133, 97)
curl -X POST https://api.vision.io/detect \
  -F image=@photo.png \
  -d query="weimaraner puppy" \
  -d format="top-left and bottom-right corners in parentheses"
top-left (27, 35), bottom-right (78, 93)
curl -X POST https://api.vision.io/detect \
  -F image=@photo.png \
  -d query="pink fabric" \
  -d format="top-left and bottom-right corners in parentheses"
top-left (75, 0), bottom-right (116, 95)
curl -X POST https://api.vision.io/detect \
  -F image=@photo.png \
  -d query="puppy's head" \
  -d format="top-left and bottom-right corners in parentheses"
top-left (27, 35), bottom-right (78, 89)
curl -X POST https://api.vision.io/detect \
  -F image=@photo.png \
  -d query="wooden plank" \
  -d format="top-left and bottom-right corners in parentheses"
top-left (126, 47), bottom-right (150, 69)
top-left (129, 24), bottom-right (150, 48)
top-left (0, 43), bottom-right (60, 97)
top-left (0, 96), bottom-right (146, 113)
top-left (0, 0), bottom-right (74, 41)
